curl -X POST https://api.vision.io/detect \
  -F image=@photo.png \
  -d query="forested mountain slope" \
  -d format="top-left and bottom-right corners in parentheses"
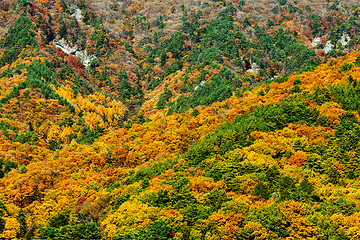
top-left (0, 0), bottom-right (359, 239)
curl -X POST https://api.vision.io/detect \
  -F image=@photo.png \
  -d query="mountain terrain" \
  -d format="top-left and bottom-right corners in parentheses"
top-left (0, 0), bottom-right (360, 239)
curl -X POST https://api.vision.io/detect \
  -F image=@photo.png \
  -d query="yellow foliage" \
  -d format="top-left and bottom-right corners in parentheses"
top-left (244, 221), bottom-right (277, 240)
top-left (47, 124), bottom-right (61, 144)
top-left (102, 201), bottom-right (159, 237)
top-left (122, 181), bottom-right (142, 195)
top-left (0, 217), bottom-right (20, 240)
top-left (330, 213), bottom-right (360, 240)
top-left (26, 199), bottom-right (57, 225)
top-left (279, 201), bottom-right (317, 239)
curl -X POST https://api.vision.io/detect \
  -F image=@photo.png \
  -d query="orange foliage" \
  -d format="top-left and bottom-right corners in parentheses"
top-left (288, 151), bottom-right (308, 167)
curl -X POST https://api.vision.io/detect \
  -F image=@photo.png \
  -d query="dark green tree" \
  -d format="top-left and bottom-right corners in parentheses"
top-left (0, 201), bottom-right (6, 233)
top-left (0, 13), bottom-right (37, 66)
top-left (355, 55), bottom-right (360, 67)
top-left (16, 209), bottom-right (27, 239)
top-left (254, 182), bottom-right (270, 200)
top-left (204, 189), bottom-right (229, 211)
top-left (60, 0), bottom-right (67, 11)
top-left (139, 220), bottom-right (173, 240)
top-left (155, 15), bottom-right (165, 29)
top-left (17, 0), bottom-right (29, 7)
top-left (59, 22), bottom-right (67, 38)
top-left (157, 87), bottom-right (172, 109)
top-left (267, 19), bottom-right (275, 27)
top-left (117, 70), bottom-right (134, 100)
top-left (278, 176), bottom-right (297, 200)
top-left (265, 165), bottom-right (280, 189)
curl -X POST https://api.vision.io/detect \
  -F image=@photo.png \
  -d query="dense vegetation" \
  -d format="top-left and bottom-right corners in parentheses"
top-left (0, 0), bottom-right (360, 239)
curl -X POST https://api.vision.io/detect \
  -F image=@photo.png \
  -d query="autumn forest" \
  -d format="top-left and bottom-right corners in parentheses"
top-left (0, 0), bottom-right (360, 239)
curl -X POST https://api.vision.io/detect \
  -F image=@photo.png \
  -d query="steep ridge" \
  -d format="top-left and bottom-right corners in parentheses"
top-left (0, 0), bottom-right (359, 239)
top-left (0, 47), bottom-right (360, 239)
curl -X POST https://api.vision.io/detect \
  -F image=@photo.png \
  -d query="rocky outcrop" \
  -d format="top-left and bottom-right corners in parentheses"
top-left (53, 39), bottom-right (96, 67)
top-left (324, 40), bottom-right (333, 54)
top-left (72, 8), bottom-right (82, 23)
top-left (312, 33), bottom-right (351, 54)
top-left (340, 33), bottom-right (351, 47)
top-left (311, 37), bottom-right (321, 47)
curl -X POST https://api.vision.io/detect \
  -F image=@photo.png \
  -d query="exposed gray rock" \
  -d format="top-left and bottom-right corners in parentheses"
top-left (72, 8), bottom-right (82, 23)
top-left (340, 33), bottom-right (351, 46)
top-left (311, 37), bottom-right (321, 47)
top-left (324, 40), bottom-right (333, 54)
top-left (247, 62), bottom-right (259, 74)
top-left (194, 80), bottom-right (205, 90)
top-left (53, 39), bottom-right (96, 68)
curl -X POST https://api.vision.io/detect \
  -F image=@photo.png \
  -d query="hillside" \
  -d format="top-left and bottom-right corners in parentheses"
top-left (0, 0), bottom-right (359, 239)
